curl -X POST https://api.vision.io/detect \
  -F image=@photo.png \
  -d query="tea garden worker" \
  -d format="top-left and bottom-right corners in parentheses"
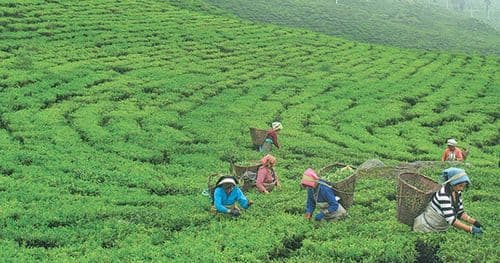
top-left (212, 176), bottom-right (253, 217)
top-left (256, 154), bottom-right (281, 194)
top-left (441, 138), bottom-right (464, 161)
top-left (260, 122), bottom-right (282, 153)
top-left (301, 168), bottom-right (347, 221)
top-left (414, 168), bottom-right (483, 235)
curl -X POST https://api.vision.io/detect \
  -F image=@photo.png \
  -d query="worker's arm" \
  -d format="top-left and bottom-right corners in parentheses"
top-left (452, 219), bottom-right (472, 233)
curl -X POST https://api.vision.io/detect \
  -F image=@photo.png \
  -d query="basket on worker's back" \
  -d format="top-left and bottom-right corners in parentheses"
top-left (231, 162), bottom-right (261, 192)
top-left (249, 128), bottom-right (267, 150)
top-left (318, 163), bottom-right (357, 209)
top-left (396, 172), bottom-right (441, 226)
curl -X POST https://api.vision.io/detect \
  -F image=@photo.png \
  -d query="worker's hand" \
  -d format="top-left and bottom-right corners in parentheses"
top-left (305, 213), bottom-right (311, 220)
top-left (471, 226), bottom-right (482, 235)
top-left (314, 212), bottom-right (325, 221)
top-left (248, 200), bottom-right (254, 207)
top-left (473, 220), bottom-right (481, 228)
top-left (230, 208), bottom-right (241, 217)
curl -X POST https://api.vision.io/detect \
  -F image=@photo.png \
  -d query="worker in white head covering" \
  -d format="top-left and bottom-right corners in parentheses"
top-left (272, 122), bottom-right (282, 130)
top-left (442, 138), bottom-right (464, 161)
top-left (211, 176), bottom-right (253, 217)
top-left (260, 121), bottom-right (282, 153)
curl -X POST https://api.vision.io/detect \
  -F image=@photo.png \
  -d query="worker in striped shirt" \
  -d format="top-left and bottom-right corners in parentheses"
top-left (414, 168), bottom-right (483, 235)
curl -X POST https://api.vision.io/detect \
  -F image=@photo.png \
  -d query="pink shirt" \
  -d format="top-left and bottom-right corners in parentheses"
top-left (256, 166), bottom-right (279, 192)
top-left (442, 147), bottom-right (463, 161)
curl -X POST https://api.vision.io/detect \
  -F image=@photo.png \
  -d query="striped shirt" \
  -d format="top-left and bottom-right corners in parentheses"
top-left (430, 185), bottom-right (464, 225)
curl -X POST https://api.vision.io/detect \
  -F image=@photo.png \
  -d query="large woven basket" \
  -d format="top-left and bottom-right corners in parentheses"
top-left (396, 172), bottom-right (441, 226)
top-left (231, 163), bottom-right (261, 191)
top-left (318, 163), bottom-right (357, 209)
top-left (249, 128), bottom-right (267, 147)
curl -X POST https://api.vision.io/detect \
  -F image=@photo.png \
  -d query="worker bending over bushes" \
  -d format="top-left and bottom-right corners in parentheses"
top-left (260, 122), bottom-right (282, 152)
top-left (212, 176), bottom-right (253, 217)
top-left (256, 154), bottom-right (281, 194)
top-left (301, 168), bottom-right (347, 221)
top-left (414, 168), bottom-right (483, 236)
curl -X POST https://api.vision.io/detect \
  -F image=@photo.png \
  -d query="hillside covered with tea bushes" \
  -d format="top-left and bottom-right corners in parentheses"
top-left (0, 0), bottom-right (499, 262)
top-left (431, 0), bottom-right (500, 30)
top-left (180, 0), bottom-right (500, 56)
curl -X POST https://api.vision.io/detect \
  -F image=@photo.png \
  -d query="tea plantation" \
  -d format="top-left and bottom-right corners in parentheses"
top-left (193, 0), bottom-right (500, 55)
top-left (0, 0), bottom-right (498, 262)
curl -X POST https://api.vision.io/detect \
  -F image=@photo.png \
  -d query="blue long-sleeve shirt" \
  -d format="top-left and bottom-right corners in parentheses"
top-left (305, 182), bottom-right (339, 214)
top-left (214, 186), bottom-right (249, 213)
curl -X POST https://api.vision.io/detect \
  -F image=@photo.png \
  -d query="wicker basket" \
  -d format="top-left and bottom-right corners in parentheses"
top-left (249, 128), bottom-right (268, 147)
top-left (318, 162), bottom-right (356, 176)
top-left (231, 163), bottom-right (261, 191)
top-left (318, 163), bottom-right (357, 209)
top-left (396, 172), bottom-right (441, 226)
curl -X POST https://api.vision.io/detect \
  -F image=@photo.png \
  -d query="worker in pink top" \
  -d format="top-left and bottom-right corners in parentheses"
top-left (256, 154), bottom-right (281, 194)
top-left (442, 139), bottom-right (464, 161)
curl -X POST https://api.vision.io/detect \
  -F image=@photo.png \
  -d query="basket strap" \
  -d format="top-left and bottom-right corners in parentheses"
top-left (334, 189), bottom-right (355, 195)
top-left (397, 182), bottom-right (404, 206)
top-left (318, 180), bottom-right (354, 195)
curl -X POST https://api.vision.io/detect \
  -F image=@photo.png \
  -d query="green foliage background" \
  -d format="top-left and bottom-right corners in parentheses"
top-left (0, 0), bottom-right (498, 261)
top-left (195, 0), bottom-right (500, 55)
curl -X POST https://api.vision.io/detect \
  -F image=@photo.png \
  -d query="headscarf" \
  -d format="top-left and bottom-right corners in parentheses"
top-left (301, 168), bottom-right (319, 188)
top-left (260, 154), bottom-right (276, 166)
top-left (272, 122), bottom-right (282, 130)
top-left (441, 167), bottom-right (471, 186)
top-left (216, 176), bottom-right (238, 187)
top-left (447, 138), bottom-right (457, 146)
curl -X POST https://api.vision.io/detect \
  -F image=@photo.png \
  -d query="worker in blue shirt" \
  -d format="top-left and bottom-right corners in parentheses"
top-left (212, 176), bottom-right (253, 217)
top-left (301, 168), bottom-right (347, 221)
